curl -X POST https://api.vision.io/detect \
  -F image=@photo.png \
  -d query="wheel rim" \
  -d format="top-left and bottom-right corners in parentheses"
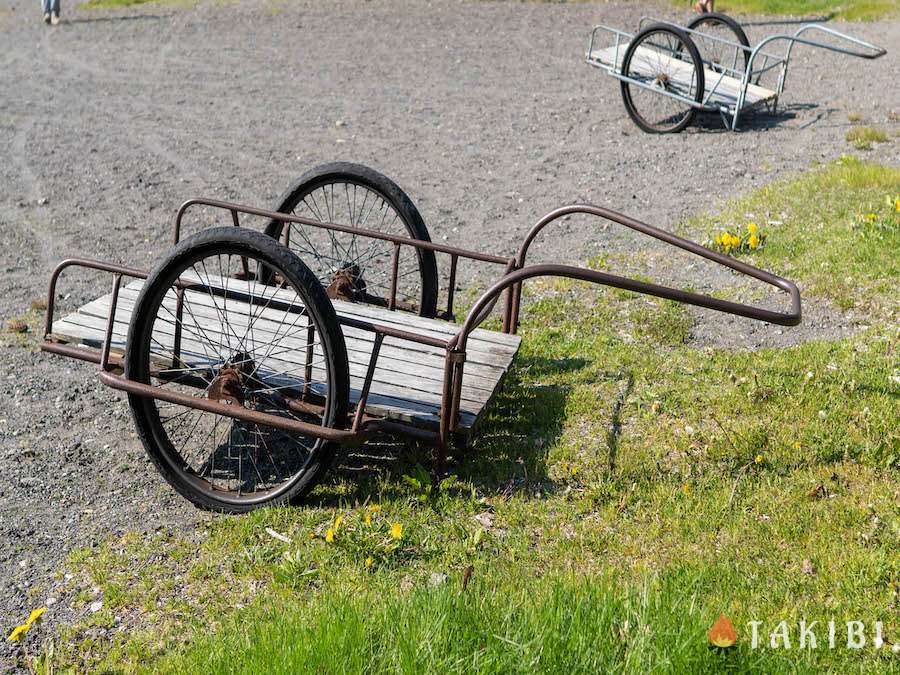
top-left (624, 30), bottom-right (702, 132)
top-left (133, 247), bottom-right (339, 506)
top-left (689, 18), bottom-right (744, 73)
top-left (280, 179), bottom-right (429, 314)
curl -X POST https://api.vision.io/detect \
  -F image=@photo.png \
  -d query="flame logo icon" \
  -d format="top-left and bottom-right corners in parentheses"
top-left (708, 614), bottom-right (738, 648)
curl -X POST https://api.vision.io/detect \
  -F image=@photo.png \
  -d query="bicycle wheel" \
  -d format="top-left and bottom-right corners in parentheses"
top-left (264, 163), bottom-right (439, 317)
top-left (687, 13), bottom-right (750, 73)
top-left (126, 227), bottom-right (350, 513)
top-left (620, 25), bottom-right (705, 133)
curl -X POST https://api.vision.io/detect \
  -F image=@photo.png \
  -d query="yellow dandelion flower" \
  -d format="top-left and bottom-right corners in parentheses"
top-left (364, 513), bottom-right (372, 527)
top-left (748, 234), bottom-right (759, 249)
top-left (895, 197), bottom-right (899, 213)
top-left (731, 234), bottom-right (742, 248)
top-left (747, 222), bottom-right (758, 234)
top-left (682, 484), bottom-right (692, 495)
top-left (571, 465), bottom-right (578, 477)
top-left (755, 454), bottom-right (764, 465)
top-left (714, 233), bottom-right (722, 246)
top-left (390, 523), bottom-right (403, 540)
top-left (26, 608), bottom-right (47, 624)
top-left (864, 213), bottom-right (877, 222)
top-left (793, 441), bottom-right (802, 451)
top-left (325, 528), bottom-right (335, 543)
top-left (6, 607), bottom-right (47, 642)
top-left (368, 504), bottom-right (382, 513)
top-left (365, 556), bottom-right (374, 569)
top-left (7, 623), bottom-right (30, 642)
top-left (334, 515), bottom-right (344, 530)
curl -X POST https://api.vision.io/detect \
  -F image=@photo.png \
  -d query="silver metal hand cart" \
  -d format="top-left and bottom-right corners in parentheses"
top-left (586, 13), bottom-right (886, 132)
top-left (41, 163), bottom-right (801, 512)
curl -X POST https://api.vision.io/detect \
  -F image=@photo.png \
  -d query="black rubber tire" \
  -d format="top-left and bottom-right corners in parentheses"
top-left (264, 162), bottom-right (440, 318)
top-left (125, 227), bottom-right (350, 513)
top-left (620, 25), bottom-right (705, 134)
top-left (686, 12), bottom-right (751, 72)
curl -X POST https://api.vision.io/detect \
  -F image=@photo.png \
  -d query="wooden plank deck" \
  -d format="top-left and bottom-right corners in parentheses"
top-left (588, 43), bottom-right (776, 112)
top-left (49, 277), bottom-right (521, 435)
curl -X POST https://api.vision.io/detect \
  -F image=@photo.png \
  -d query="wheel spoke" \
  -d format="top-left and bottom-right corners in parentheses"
top-left (284, 179), bottom-right (428, 312)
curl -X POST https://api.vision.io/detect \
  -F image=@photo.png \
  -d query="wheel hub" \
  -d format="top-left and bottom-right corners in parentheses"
top-left (208, 352), bottom-right (255, 406)
top-left (325, 263), bottom-right (367, 302)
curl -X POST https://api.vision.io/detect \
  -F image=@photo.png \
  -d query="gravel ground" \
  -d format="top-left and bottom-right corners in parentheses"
top-left (0, 0), bottom-right (897, 665)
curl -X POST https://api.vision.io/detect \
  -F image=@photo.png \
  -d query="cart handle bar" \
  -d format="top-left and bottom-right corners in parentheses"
top-left (640, 18), bottom-right (886, 61)
top-left (453, 203), bottom-right (801, 351)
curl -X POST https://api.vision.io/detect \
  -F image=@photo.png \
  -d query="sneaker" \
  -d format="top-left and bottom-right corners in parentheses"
top-left (50, 12), bottom-right (60, 25)
top-left (43, 12), bottom-right (51, 23)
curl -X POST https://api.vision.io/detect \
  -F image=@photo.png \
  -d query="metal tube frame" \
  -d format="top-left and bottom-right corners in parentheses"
top-left (43, 200), bottom-right (802, 472)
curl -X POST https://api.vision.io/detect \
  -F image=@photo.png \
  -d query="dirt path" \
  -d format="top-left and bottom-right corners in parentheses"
top-left (0, 0), bottom-right (897, 664)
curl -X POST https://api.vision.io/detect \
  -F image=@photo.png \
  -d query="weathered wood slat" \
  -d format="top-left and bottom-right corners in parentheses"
top-left (51, 310), bottom-right (488, 417)
top-left (49, 276), bottom-right (522, 433)
top-left (105, 283), bottom-right (518, 370)
top-left (62, 298), bottom-right (496, 409)
top-left (50, 316), bottom-right (477, 429)
top-left (72, 288), bottom-right (511, 395)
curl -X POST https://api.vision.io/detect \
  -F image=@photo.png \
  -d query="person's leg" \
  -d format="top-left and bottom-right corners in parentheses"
top-left (50, 0), bottom-right (60, 23)
top-left (41, 0), bottom-right (51, 20)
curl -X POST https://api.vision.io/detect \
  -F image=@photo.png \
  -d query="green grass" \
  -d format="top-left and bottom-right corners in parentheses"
top-left (154, 572), bottom-right (833, 674)
top-left (846, 126), bottom-right (891, 151)
top-left (690, 156), bottom-right (899, 317)
top-left (20, 160), bottom-right (900, 673)
top-left (690, 0), bottom-right (898, 20)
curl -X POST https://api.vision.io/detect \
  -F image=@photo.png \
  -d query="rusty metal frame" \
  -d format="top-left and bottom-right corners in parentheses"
top-left (42, 199), bottom-right (801, 476)
top-left (173, 198), bottom-right (519, 327)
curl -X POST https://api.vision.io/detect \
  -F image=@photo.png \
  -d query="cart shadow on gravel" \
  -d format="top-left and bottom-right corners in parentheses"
top-left (315, 355), bottom-right (600, 507)
top-left (693, 102), bottom-right (821, 133)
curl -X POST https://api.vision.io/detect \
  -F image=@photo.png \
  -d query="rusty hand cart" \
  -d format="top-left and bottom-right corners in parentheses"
top-left (586, 13), bottom-right (886, 132)
top-left (41, 163), bottom-right (801, 513)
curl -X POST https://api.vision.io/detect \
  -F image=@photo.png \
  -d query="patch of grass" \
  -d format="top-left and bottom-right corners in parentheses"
top-left (709, 0), bottom-right (898, 20)
top-left (20, 160), bottom-right (900, 673)
top-left (2, 307), bottom-right (45, 348)
top-left (847, 112), bottom-right (865, 124)
top-left (507, 0), bottom-right (897, 21)
top-left (846, 126), bottom-right (890, 150)
top-left (688, 157), bottom-right (899, 317)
